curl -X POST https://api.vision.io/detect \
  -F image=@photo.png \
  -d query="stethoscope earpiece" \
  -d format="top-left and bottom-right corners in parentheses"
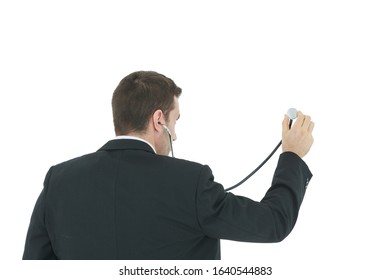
top-left (159, 122), bottom-right (174, 157)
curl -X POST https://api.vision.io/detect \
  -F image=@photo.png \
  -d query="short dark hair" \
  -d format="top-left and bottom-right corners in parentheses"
top-left (112, 71), bottom-right (182, 135)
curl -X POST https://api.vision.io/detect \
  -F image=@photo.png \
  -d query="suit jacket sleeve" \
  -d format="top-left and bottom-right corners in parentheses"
top-left (23, 168), bottom-right (57, 260)
top-left (196, 152), bottom-right (313, 242)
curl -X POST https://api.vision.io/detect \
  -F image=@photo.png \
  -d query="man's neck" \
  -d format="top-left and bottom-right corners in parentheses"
top-left (115, 134), bottom-right (156, 153)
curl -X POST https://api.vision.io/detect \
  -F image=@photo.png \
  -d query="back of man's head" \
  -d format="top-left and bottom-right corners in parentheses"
top-left (112, 71), bottom-right (182, 136)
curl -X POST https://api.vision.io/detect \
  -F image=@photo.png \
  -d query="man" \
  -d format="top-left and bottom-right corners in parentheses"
top-left (23, 71), bottom-right (314, 260)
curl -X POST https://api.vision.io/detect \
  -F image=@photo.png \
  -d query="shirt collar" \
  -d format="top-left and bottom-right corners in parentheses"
top-left (114, 135), bottom-right (157, 154)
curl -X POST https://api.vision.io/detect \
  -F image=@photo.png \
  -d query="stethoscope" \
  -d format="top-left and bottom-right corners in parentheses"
top-left (163, 108), bottom-right (298, 191)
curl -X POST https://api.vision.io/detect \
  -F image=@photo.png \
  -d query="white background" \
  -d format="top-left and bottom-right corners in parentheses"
top-left (1, 0), bottom-right (389, 279)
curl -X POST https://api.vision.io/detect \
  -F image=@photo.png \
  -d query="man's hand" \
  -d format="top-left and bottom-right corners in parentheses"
top-left (282, 111), bottom-right (314, 158)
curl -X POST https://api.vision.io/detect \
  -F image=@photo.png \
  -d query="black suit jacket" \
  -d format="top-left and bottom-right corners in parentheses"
top-left (23, 139), bottom-right (312, 260)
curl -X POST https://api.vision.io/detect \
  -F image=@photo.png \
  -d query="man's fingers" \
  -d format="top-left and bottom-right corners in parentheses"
top-left (293, 112), bottom-right (314, 131)
top-left (302, 115), bottom-right (312, 130)
top-left (282, 114), bottom-right (290, 134)
top-left (308, 121), bottom-right (315, 133)
top-left (283, 111), bottom-right (314, 134)
top-left (294, 111), bottom-right (305, 128)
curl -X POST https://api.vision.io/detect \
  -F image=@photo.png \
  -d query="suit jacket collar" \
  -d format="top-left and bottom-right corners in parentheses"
top-left (98, 139), bottom-right (156, 154)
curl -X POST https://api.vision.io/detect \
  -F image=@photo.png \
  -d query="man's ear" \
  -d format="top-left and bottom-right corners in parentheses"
top-left (152, 109), bottom-right (164, 132)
